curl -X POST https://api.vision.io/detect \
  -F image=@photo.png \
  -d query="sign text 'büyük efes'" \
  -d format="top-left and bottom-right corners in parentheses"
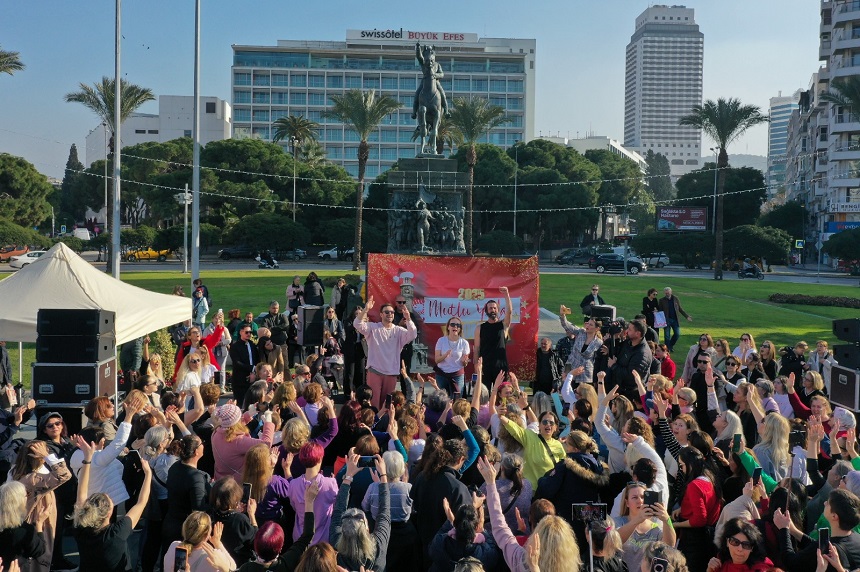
top-left (347, 29), bottom-right (477, 43)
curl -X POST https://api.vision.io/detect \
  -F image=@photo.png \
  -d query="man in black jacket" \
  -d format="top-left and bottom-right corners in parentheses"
top-left (608, 319), bottom-right (653, 404)
top-left (260, 301), bottom-right (290, 368)
top-left (688, 354), bottom-right (719, 434)
top-left (228, 325), bottom-right (257, 407)
top-left (579, 284), bottom-right (606, 316)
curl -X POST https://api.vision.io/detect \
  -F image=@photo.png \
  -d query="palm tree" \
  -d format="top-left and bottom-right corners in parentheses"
top-left (272, 114), bottom-right (320, 146)
top-left (300, 140), bottom-right (327, 167)
top-left (679, 98), bottom-right (768, 280)
top-left (411, 116), bottom-right (462, 155)
top-left (820, 76), bottom-right (860, 119)
top-left (447, 96), bottom-right (509, 254)
top-left (324, 89), bottom-right (400, 271)
top-left (0, 47), bottom-right (24, 75)
top-left (64, 77), bottom-right (154, 270)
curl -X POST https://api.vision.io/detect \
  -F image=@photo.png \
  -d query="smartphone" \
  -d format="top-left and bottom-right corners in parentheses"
top-left (732, 433), bottom-right (743, 454)
top-left (562, 306), bottom-right (572, 315)
top-left (789, 430), bottom-right (805, 448)
top-left (819, 527), bottom-right (831, 554)
top-left (241, 482), bottom-right (252, 505)
top-left (643, 490), bottom-right (659, 507)
top-left (571, 502), bottom-right (607, 522)
top-left (453, 391), bottom-right (462, 401)
top-left (471, 373), bottom-right (478, 384)
top-left (519, 386), bottom-right (526, 395)
top-left (126, 449), bottom-right (143, 473)
top-left (174, 546), bottom-right (188, 572)
top-left (752, 467), bottom-right (762, 487)
top-left (358, 456), bottom-right (376, 468)
top-left (650, 557), bottom-right (669, 572)
top-left (561, 402), bottom-right (571, 417)
top-left (384, 393), bottom-right (392, 409)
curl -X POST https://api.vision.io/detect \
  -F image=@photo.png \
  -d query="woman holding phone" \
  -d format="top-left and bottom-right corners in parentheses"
top-left (613, 481), bottom-right (676, 572)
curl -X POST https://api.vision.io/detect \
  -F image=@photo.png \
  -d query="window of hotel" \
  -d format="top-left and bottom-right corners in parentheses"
top-left (346, 75), bottom-right (361, 88)
top-left (490, 97), bottom-right (506, 107)
top-left (308, 74), bottom-right (325, 87)
top-left (327, 75), bottom-right (343, 88)
top-left (399, 130), bottom-right (414, 143)
top-left (399, 147), bottom-right (415, 158)
top-left (272, 92), bottom-right (288, 105)
top-left (253, 110), bottom-right (270, 122)
top-left (365, 165), bottom-right (379, 178)
top-left (272, 110), bottom-right (288, 121)
top-left (507, 79), bottom-right (523, 93)
top-left (252, 126), bottom-right (269, 139)
top-left (289, 93), bottom-right (306, 105)
top-left (344, 129), bottom-right (360, 142)
top-left (380, 148), bottom-right (398, 160)
top-left (382, 76), bottom-right (398, 90)
top-left (327, 147), bottom-right (343, 159)
top-left (453, 78), bottom-right (470, 91)
top-left (272, 74), bottom-right (288, 86)
top-left (399, 77), bottom-right (416, 90)
top-left (234, 127), bottom-right (251, 138)
top-left (234, 91), bottom-right (251, 104)
top-left (253, 92), bottom-right (270, 104)
top-left (381, 129), bottom-right (397, 142)
top-left (234, 109), bottom-right (251, 122)
top-left (234, 73), bottom-right (251, 86)
top-left (363, 76), bottom-right (380, 89)
top-left (490, 79), bottom-right (506, 92)
top-left (206, 102), bottom-right (216, 114)
top-left (325, 128), bottom-right (342, 142)
top-left (472, 78), bottom-right (488, 91)
top-left (253, 74), bottom-right (270, 86)
top-left (508, 115), bottom-right (523, 127)
top-left (507, 98), bottom-right (523, 110)
top-left (308, 93), bottom-right (325, 106)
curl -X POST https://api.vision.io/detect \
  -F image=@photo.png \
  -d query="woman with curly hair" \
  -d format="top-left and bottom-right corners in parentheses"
top-left (707, 517), bottom-right (772, 572)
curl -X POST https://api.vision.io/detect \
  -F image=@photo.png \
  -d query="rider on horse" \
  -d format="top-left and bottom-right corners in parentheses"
top-left (412, 43), bottom-right (450, 119)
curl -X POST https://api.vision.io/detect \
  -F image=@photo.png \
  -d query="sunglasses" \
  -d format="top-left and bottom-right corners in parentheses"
top-left (396, 301), bottom-right (407, 304)
top-left (540, 419), bottom-right (556, 426)
top-left (449, 323), bottom-right (462, 329)
top-left (727, 362), bottom-right (738, 367)
top-left (627, 480), bottom-right (647, 488)
top-left (45, 421), bottom-right (63, 429)
top-left (190, 359), bottom-right (201, 364)
top-left (726, 537), bottom-right (754, 550)
top-left (591, 289), bottom-right (599, 292)
top-left (699, 337), bottom-right (709, 341)
top-left (741, 337), bottom-right (750, 341)
top-left (697, 360), bottom-right (710, 364)
top-left (381, 310), bottom-right (395, 315)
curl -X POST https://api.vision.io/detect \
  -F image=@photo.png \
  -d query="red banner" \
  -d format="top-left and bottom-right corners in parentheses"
top-left (366, 254), bottom-right (540, 381)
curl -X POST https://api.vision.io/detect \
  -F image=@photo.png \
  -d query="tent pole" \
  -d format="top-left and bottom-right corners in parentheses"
top-left (18, 342), bottom-right (22, 387)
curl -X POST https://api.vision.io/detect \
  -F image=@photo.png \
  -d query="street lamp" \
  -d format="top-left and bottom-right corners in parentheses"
top-left (103, 122), bottom-right (108, 229)
top-left (174, 186), bottom-right (192, 274)
top-left (290, 136), bottom-right (298, 221)
top-left (513, 141), bottom-right (519, 236)
top-left (710, 147), bottom-right (718, 235)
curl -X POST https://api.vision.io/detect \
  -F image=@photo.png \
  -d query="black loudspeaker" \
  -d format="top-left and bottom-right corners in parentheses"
top-left (36, 333), bottom-right (116, 363)
top-left (831, 364), bottom-right (860, 411)
top-left (833, 344), bottom-right (860, 370)
top-left (37, 309), bottom-right (116, 336)
top-left (297, 305), bottom-right (324, 346)
top-left (32, 358), bottom-right (117, 406)
top-left (590, 304), bottom-right (617, 322)
top-left (34, 405), bottom-right (86, 436)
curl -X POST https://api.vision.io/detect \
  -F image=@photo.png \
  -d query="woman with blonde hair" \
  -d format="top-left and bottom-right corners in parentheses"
top-left (595, 381), bottom-right (635, 473)
top-left (480, 455), bottom-right (582, 572)
top-left (681, 333), bottom-right (717, 382)
top-left (433, 315), bottom-right (471, 396)
top-left (613, 481), bottom-right (675, 572)
top-left (0, 480), bottom-right (47, 567)
top-left (752, 414), bottom-right (791, 480)
top-left (242, 443), bottom-right (291, 527)
top-left (10, 440), bottom-right (71, 572)
top-left (798, 369), bottom-right (826, 408)
top-left (162, 511), bottom-right (236, 572)
top-left (212, 403), bottom-right (275, 482)
top-left (713, 339), bottom-right (731, 374)
top-left (713, 409), bottom-right (744, 452)
top-left (584, 517), bottom-right (625, 572)
top-left (732, 333), bottom-right (757, 364)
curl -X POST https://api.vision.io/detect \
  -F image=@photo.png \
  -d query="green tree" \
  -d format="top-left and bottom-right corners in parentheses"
top-left (0, 153), bottom-right (54, 227)
top-left (447, 96), bottom-right (509, 254)
top-left (476, 230), bottom-right (524, 255)
top-left (724, 225), bottom-right (791, 265)
top-left (820, 76), bottom-right (860, 118)
top-left (272, 114), bottom-right (320, 146)
top-left (675, 164), bottom-right (767, 229)
top-left (0, 219), bottom-right (50, 248)
top-left (59, 144), bottom-right (85, 219)
top-left (585, 149), bottom-right (644, 240)
top-left (644, 150), bottom-right (674, 203)
top-left (679, 98), bottom-right (769, 279)
top-left (324, 89), bottom-right (401, 270)
top-left (757, 201), bottom-right (806, 241)
top-left (228, 213), bottom-right (310, 252)
top-left (823, 228), bottom-right (860, 261)
top-left (0, 47), bottom-right (24, 76)
top-left (634, 229), bottom-right (715, 269)
top-left (451, 144), bottom-right (516, 237)
top-left (300, 140), bottom-right (327, 167)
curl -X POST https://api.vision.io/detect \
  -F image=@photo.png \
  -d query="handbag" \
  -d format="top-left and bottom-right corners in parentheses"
top-left (654, 311), bottom-right (667, 329)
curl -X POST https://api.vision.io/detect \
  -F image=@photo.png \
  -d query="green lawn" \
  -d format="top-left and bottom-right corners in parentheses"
top-left (6, 270), bottom-right (860, 388)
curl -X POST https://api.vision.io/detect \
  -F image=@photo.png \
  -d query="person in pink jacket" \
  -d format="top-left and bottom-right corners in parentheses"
top-left (211, 404), bottom-right (274, 482)
top-left (476, 457), bottom-right (583, 572)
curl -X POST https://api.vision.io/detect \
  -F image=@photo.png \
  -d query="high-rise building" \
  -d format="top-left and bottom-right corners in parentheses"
top-left (767, 90), bottom-right (801, 197)
top-left (231, 29), bottom-right (535, 179)
top-left (624, 5), bottom-right (704, 178)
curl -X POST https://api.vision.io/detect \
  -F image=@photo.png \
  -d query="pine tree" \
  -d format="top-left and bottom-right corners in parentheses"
top-left (644, 150), bottom-right (674, 203)
top-left (60, 144), bottom-right (85, 218)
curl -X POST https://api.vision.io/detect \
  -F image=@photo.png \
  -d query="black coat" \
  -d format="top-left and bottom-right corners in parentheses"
top-left (229, 339), bottom-right (257, 383)
top-left (162, 462), bottom-right (211, 546)
top-left (411, 466), bottom-right (471, 556)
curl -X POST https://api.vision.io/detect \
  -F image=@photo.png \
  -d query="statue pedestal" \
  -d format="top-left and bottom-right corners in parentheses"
top-left (387, 157), bottom-right (471, 254)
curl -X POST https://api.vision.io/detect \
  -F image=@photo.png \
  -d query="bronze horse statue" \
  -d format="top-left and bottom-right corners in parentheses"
top-left (413, 43), bottom-right (449, 155)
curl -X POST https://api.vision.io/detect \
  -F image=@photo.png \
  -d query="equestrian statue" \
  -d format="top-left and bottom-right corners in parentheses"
top-left (412, 42), bottom-right (450, 155)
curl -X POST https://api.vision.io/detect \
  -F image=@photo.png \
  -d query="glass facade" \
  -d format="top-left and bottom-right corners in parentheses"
top-left (232, 37), bottom-right (531, 177)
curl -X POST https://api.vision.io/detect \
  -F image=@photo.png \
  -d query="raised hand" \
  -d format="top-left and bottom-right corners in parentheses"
top-left (515, 506), bottom-right (527, 534)
top-left (345, 448), bottom-right (362, 478)
top-left (451, 415), bottom-right (468, 432)
top-left (476, 456), bottom-right (496, 484)
top-left (525, 532), bottom-right (541, 572)
top-left (305, 480), bottom-right (321, 504)
top-left (442, 497), bottom-right (456, 524)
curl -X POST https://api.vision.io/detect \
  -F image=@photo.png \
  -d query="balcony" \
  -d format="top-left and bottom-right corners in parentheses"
top-left (831, 118), bottom-right (860, 133)
top-left (821, 40), bottom-right (832, 59)
top-left (830, 147), bottom-right (860, 160)
top-left (833, 2), bottom-right (860, 26)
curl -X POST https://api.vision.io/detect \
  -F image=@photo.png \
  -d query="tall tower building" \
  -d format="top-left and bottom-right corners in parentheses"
top-left (766, 90), bottom-right (801, 198)
top-left (624, 5), bottom-right (704, 178)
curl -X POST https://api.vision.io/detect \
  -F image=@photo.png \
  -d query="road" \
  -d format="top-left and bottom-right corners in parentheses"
top-left (1, 252), bottom-right (856, 286)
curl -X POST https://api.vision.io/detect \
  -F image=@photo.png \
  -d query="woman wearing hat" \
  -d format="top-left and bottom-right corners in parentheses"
top-left (211, 403), bottom-right (276, 482)
top-left (37, 411), bottom-right (78, 571)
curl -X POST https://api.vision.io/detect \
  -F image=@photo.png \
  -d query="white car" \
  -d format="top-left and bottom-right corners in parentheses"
top-left (318, 246), bottom-right (355, 262)
top-left (9, 251), bottom-right (46, 269)
top-left (640, 253), bottom-right (671, 268)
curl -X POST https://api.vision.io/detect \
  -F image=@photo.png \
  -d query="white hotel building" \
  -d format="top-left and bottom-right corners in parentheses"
top-left (231, 29), bottom-right (535, 178)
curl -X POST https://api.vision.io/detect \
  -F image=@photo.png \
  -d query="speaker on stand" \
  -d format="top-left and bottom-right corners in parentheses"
top-left (831, 318), bottom-right (860, 412)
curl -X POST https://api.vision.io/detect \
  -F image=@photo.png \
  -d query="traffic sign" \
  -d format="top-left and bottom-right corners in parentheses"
top-left (60, 225), bottom-right (67, 234)
top-left (795, 240), bottom-right (805, 249)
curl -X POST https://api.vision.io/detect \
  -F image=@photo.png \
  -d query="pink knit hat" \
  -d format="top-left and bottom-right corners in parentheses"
top-left (216, 404), bottom-right (242, 428)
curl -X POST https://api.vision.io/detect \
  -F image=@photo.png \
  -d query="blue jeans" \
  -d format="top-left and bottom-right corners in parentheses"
top-left (435, 371), bottom-right (465, 397)
top-left (663, 319), bottom-right (681, 352)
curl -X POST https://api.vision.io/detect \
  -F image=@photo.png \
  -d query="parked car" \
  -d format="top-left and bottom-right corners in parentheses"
top-left (589, 254), bottom-right (647, 274)
top-left (0, 245), bottom-right (29, 262)
top-left (218, 245), bottom-right (258, 260)
top-left (640, 253), bottom-right (671, 268)
top-left (555, 248), bottom-right (594, 265)
top-left (125, 247), bottom-right (172, 262)
top-left (280, 248), bottom-right (307, 261)
top-left (318, 246), bottom-right (355, 262)
top-left (9, 251), bottom-right (46, 269)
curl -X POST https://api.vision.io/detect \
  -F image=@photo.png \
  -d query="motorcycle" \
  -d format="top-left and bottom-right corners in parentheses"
top-left (255, 250), bottom-right (279, 269)
top-left (737, 266), bottom-right (764, 280)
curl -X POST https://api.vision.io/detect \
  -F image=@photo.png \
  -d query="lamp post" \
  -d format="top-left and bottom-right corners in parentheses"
top-left (710, 147), bottom-right (718, 235)
top-left (290, 136), bottom-right (298, 221)
top-left (513, 141), bottom-right (519, 236)
top-left (175, 186), bottom-right (192, 274)
top-left (103, 122), bottom-right (108, 228)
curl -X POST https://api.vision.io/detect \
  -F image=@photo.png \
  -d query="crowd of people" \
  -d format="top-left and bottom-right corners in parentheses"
top-left (0, 279), bottom-right (857, 572)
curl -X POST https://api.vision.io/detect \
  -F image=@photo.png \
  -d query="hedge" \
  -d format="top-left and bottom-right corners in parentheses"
top-left (768, 293), bottom-right (860, 309)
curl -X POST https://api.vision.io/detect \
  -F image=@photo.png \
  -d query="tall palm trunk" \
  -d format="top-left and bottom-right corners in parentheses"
top-left (353, 140), bottom-right (369, 271)
top-left (466, 144), bottom-right (476, 255)
top-left (714, 149), bottom-right (728, 280)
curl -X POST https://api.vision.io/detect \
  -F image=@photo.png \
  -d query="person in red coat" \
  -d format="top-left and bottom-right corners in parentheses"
top-left (173, 321), bottom-right (224, 383)
top-left (672, 447), bottom-right (720, 572)
top-left (656, 344), bottom-right (676, 380)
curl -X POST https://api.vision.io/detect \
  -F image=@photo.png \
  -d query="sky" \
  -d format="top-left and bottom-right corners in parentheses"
top-left (1, 0), bottom-right (822, 180)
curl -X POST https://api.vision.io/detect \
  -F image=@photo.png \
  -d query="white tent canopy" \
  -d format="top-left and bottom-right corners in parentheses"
top-left (0, 243), bottom-right (191, 344)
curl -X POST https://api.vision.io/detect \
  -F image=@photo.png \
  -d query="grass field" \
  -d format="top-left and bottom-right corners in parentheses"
top-left (6, 269), bottom-right (860, 388)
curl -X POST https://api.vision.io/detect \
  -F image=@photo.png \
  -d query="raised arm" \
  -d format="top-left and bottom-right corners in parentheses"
top-left (473, 323), bottom-right (482, 360)
top-left (73, 436), bottom-right (96, 508)
top-left (125, 456), bottom-right (152, 529)
top-left (471, 357), bottom-right (483, 413)
top-left (500, 286), bottom-right (513, 332)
